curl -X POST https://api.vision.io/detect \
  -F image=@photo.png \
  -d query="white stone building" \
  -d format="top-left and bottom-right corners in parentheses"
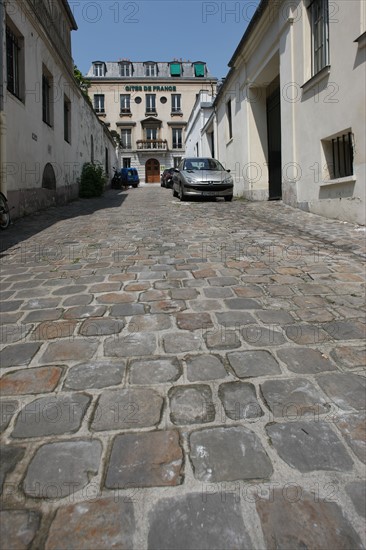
top-left (86, 61), bottom-right (217, 182)
top-left (1, 0), bottom-right (117, 219)
top-left (201, 0), bottom-right (366, 224)
top-left (185, 90), bottom-right (215, 158)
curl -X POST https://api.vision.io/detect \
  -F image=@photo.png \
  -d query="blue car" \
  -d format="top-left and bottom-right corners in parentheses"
top-left (120, 168), bottom-right (139, 188)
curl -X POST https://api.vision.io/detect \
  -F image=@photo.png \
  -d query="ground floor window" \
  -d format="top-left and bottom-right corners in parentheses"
top-left (322, 131), bottom-right (354, 180)
top-left (123, 158), bottom-right (131, 168)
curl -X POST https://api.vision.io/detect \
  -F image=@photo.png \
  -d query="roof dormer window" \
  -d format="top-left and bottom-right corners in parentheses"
top-left (93, 62), bottom-right (106, 77)
top-left (193, 61), bottom-right (206, 77)
top-left (119, 61), bottom-right (133, 77)
top-left (169, 62), bottom-right (182, 77)
top-left (144, 62), bottom-right (158, 77)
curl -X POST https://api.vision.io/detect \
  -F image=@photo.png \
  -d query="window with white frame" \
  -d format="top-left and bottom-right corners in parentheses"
top-left (171, 94), bottom-right (181, 113)
top-left (146, 94), bottom-right (156, 113)
top-left (6, 23), bottom-right (24, 100)
top-left (94, 94), bottom-right (105, 113)
top-left (172, 128), bottom-right (183, 149)
top-left (121, 128), bottom-right (132, 149)
top-left (146, 128), bottom-right (158, 140)
top-left (120, 62), bottom-right (132, 76)
top-left (145, 62), bottom-right (157, 77)
top-left (308, 0), bottom-right (329, 75)
top-left (93, 63), bottom-right (105, 76)
top-left (120, 94), bottom-right (131, 113)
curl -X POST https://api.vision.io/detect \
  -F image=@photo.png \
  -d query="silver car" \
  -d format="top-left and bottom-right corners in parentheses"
top-left (172, 157), bottom-right (234, 201)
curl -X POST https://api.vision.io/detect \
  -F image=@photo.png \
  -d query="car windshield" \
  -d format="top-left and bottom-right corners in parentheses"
top-left (183, 158), bottom-right (225, 171)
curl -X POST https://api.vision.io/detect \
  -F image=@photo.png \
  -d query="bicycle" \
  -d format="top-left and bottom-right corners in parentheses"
top-left (0, 192), bottom-right (10, 229)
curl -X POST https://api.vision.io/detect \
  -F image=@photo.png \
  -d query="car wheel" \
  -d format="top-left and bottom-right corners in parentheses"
top-left (173, 186), bottom-right (178, 197)
top-left (179, 184), bottom-right (186, 202)
top-left (224, 195), bottom-right (233, 202)
top-left (161, 181), bottom-right (165, 187)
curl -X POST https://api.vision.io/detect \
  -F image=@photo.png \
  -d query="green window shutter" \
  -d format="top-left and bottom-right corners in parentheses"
top-left (194, 63), bottom-right (205, 77)
top-left (170, 63), bottom-right (181, 76)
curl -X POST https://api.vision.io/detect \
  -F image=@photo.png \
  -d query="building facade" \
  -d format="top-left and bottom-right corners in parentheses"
top-left (185, 90), bottom-right (215, 158)
top-left (86, 61), bottom-right (217, 182)
top-left (1, 0), bottom-right (117, 218)
top-left (201, 0), bottom-right (366, 224)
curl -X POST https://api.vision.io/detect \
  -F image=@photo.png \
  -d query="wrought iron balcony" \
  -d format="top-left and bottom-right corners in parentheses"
top-left (136, 139), bottom-right (168, 150)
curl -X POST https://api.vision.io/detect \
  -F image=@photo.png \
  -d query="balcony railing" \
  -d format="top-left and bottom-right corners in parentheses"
top-left (137, 139), bottom-right (168, 150)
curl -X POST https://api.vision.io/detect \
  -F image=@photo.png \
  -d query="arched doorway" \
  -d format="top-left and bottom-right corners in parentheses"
top-left (42, 163), bottom-right (56, 190)
top-left (145, 158), bottom-right (160, 183)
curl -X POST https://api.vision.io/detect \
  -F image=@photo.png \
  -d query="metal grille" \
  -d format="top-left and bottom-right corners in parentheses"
top-left (6, 27), bottom-right (20, 98)
top-left (332, 133), bottom-right (354, 179)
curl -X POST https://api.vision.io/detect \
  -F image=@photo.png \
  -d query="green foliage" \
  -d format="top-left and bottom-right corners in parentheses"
top-left (110, 130), bottom-right (121, 146)
top-left (73, 65), bottom-right (91, 103)
top-left (78, 163), bottom-right (106, 198)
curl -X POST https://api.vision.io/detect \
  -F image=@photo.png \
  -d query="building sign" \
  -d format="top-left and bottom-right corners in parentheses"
top-left (125, 85), bottom-right (177, 92)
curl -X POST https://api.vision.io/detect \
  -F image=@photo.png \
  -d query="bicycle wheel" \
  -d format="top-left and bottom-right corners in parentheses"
top-left (0, 193), bottom-right (10, 229)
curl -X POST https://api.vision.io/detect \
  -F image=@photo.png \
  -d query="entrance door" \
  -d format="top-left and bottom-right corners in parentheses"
top-left (266, 87), bottom-right (282, 200)
top-left (145, 158), bottom-right (160, 183)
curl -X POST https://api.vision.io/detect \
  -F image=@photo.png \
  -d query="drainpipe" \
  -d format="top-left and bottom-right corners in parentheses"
top-left (0, 0), bottom-right (7, 196)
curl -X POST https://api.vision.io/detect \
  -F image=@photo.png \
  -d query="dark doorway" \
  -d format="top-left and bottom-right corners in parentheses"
top-left (266, 85), bottom-right (282, 200)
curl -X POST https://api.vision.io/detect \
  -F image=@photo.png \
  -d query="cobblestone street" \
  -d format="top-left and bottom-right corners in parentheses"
top-left (0, 185), bottom-right (365, 549)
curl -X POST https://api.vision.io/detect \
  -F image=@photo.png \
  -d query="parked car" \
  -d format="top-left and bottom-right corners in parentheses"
top-left (120, 167), bottom-right (140, 188)
top-left (161, 168), bottom-right (175, 188)
top-left (172, 157), bottom-right (233, 201)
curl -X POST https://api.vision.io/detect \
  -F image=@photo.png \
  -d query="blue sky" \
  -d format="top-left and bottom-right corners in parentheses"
top-left (71, 1), bottom-right (260, 79)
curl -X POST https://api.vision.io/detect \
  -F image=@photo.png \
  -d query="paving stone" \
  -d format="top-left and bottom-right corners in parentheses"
top-left (285, 323), bottom-right (328, 344)
top-left (204, 327), bottom-right (241, 349)
top-left (12, 393), bottom-right (91, 438)
top-left (95, 292), bottom-right (136, 304)
top-left (260, 378), bottom-right (329, 418)
top-left (277, 347), bottom-right (337, 374)
top-left (104, 331), bottom-right (156, 357)
top-left (241, 325), bottom-right (286, 346)
top-left (190, 426), bottom-right (273, 481)
top-left (335, 412), bottom-right (366, 463)
top-left (105, 430), bottom-right (183, 489)
top-left (203, 286), bottom-right (234, 298)
top-left (256, 310), bottom-right (294, 325)
top-left (0, 300), bottom-right (23, 312)
top-left (23, 439), bottom-right (102, 498)
top-left (139, 289), bottom-right (170, 302)
top-left (296, 308), bottom-right (335, 322)
top-left (186, 354), bottom-right (228, 382)
top-left (316, 373), bottom-right (366, 411)
top-left (224, 297), bottom-right (261, 309)
top-left (62, 294), bottom-right (93, 306)
top-left (1, 322), bottom-right (33, 345)
top-left (171, 288), bottom-right (198, 300)
top-left (0, 510), bottom-right (40, 550)
top-left (149, 299), bottom-right (187, 314)
top-left (129, 357), bottom-right (181, 384)
top-left (0, 399), bottom-right (19, 433)
top-left (63, 305), bottom-right (107, 320)
top-left (266, 421), bottom-right (354, 472)
top-left (256, 488), bottom-right (364, 550)
top-left (79, 317), bottom-right (125, 336)
top-left (0, 312), bottom-right (23, 324)
top-left (52, 285), bottom-right (87, 296)
top-left (147, 492), bottom-right (253, 550)
top-left (322, 320), bottom-right (366, 340)
top-left (227, 350), bottom-right (281, 378)
top-left (218, 381), bottom-right (263, 420)
top-left (233, 285), bottom-right (263, 298)
top-left (0, 342), bottom-right (41, 368)
top-left (89, 282), bottom-right (122, 292)
top-left (45, 498), bottom-right (135, 550)
top-left (154, 280), bottom-right (181, 290)
top-left (22, 309), bottom-right (63, 323)
top-left (162, 332), bottom-right (203, 353)
top-left (192, 267), bottom-right (217, 279)
top-left (346, 481), bottom-right (366, 518)
top-left (190, 299), bottom-right (223, 312)
top-left (128, 313), bottom-right (172, 332)
top-left (266, 285), bottom-right (295, 297)
top-left (91, 388), bottom-right (163, 431)
top-left (40, 339), bottom-right (99, 363)
top-left (169, 385), bottom-right (215, 425)
top-left (110, 303), bottom-right (145, 316)
top-left (0, 366), bottom-right (62, 395)
top-left (330, 346), bottom-right (366, 368)
top-left (208, 276), bottom-right (238, 287)
top-left (215, 310), bottom-right (255, 327)
top-left (0, 445), bottom-right (26, 494)
top-left (33, 320), bottom-right (77, 340)
top-left (124, 281), bottom-right (150, 291)
top-left (176, 312), bottom-right (213, 331)
top-left (64, 360), bottom-right (126, 390)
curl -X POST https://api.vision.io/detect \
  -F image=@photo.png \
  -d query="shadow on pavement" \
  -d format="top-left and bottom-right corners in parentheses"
top-left (0, 189), bottom-right (129, 256)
